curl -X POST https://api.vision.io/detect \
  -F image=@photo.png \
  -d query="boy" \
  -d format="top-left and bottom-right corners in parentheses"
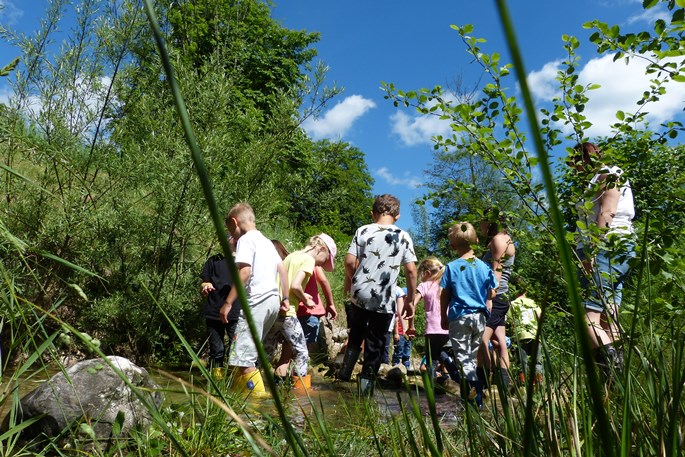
top-left (339, 194), bottom-right (417, 396)
top-left (440, 222), bottom-right (497, 407)
top-left (199, 236), bottom-right (240, 378)
top-left (219, 203), bottom-right (289, 396)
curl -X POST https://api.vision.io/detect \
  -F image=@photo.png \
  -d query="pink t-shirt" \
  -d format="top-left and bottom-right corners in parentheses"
top-left (419, 280), bottom-right (447, 335)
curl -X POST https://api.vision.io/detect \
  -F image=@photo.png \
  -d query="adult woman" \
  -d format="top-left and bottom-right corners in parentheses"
top-left (569, 142), bottom-right (635, 376)
top-left (480, 208), bottom-right (516, 388)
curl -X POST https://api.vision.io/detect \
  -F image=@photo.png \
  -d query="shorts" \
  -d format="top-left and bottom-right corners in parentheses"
top-left (577, 241), bottom-right (635, 313)
top-left (228, 295), bottom-right (280, 368)
top-left (298, 315), bottom-right (321, 345)
top-left (486, 295), bottom-right (510, 329)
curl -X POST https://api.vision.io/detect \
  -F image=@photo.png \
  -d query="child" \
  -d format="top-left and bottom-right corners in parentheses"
top-left (412, 257), bottom-right (461, 385)
top-left (219, 203), bottom-right (289, 396)
top-left (391, 286), bottom-right (412, 369)
top-left (339, 194), bottom-right (418, 396)
top-left (382, 286), bottom-right (405, 365)
top-left (509, 278), bottom-right (543, 384)
top-left (265, 234), bottom-right (337, 389)
top-left (199, 236), bottom-right (239, 378)
top-left (297, 265), bottom-right (338, 358)
top-left (440, 222), bottom-right (497, 407)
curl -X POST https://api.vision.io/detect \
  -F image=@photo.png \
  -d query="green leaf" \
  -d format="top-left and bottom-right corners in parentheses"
top-left (0, 57), bottom-right (19, 77)
top-left (80, 423), bottom-right (96, 440)
top-left (113, 411), bottom-right (126, 436)
top-left (643, 0), bottom-right (659, 9)
top-left (616, 110), bottom-right (625, 121)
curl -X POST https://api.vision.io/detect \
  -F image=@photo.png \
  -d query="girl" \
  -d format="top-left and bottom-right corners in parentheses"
top-left (479, 208), bottom-right (516, 388)
top-left (412, 257), bottom-right (461, 384)
top-left (265, 234), bottom-right (337, 389)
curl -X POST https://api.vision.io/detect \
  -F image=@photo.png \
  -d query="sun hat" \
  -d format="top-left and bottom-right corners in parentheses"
top-left (317, 233), bottom-right (337, 272)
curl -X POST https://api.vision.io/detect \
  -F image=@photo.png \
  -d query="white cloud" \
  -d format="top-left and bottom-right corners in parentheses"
top-left (527, 60), bottom-right (563, 101)
top-left (0, 0), bottom-right (23, 25)
top-left (302, 94), bottom-right (375, 140)
top-left (376, 167), bottom-right (422, 189)
top-left (527, 54), bottom-right (685, 136)
top-left (626, 6), bottom-right (670, 25)
top-left (390, 107), bottom-right (452, 147)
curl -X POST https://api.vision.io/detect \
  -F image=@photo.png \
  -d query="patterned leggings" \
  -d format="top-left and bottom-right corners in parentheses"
top-left (264, 316), bottom-right (309, 376)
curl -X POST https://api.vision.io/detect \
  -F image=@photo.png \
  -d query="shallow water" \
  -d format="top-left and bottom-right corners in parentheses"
top-left (1, 366), bottom-right (465, 429)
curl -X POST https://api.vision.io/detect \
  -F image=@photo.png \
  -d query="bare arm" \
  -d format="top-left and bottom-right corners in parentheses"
top-left (440, 287), bottom-right (451, 331)
top-left (315, 266), bottom-right (337, 320)
top-left (290, 270), bottom-right (315, 308)
top-left (401, 262), bottom-right (418, 320)
top-left (277, 261), bottom-right (290, 311)
top-left (219, 263), bottom-right (250, 323)
top-left (343, 253), bottom-right (358, 299)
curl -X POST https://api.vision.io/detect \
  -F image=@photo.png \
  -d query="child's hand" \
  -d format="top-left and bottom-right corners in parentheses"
top-left (393, 332), bottom-right (400, 343)
top-left (304, 293), bottom-right (316, 308)
top-left (200, 282), bottom-right (215, 297)
top-left (326, 304), bottom-right (338, 320)
top-left (280, 301), bottom-right (291, 313)
top-left (405, 327), bottom-right (416, 339)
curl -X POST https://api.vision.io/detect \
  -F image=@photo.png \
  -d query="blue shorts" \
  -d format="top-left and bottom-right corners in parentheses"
top-left (298, 315), bottom-right (321, 345)
top-left (578, 240), bottom-right (635, 313)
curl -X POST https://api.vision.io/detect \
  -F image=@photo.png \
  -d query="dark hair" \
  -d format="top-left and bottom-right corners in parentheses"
top-left (570, 142), bottom-right (602, 167)
top-left (271, 240), bottom-right (290, 260)
top-left (372, 194), bottom-right (400, 217)
top-left (483, 207), bottom-right (507, 239)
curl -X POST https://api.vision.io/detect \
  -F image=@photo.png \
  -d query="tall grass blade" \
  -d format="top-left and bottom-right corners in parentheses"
top-left (493, 0), bottom-right (615, 454)
top-left (140, 1), bottom-right (307, 455)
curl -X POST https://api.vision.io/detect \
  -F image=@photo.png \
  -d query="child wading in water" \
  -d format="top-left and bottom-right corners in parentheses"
top-left (440, 222), bottom-right (497, 407)
top-left (265, 234), bottom-right (337, 391)
top-left (412, 257), bottom-right (462, 387)
top-left (340, 194), bottom-right (417, 396)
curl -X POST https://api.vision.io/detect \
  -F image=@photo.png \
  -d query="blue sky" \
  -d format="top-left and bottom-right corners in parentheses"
top-left (1, 0), bottom-right (679, 230)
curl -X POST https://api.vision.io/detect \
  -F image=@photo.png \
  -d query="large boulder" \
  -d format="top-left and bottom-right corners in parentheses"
top-left (2, 356), bottom-right (163, 449)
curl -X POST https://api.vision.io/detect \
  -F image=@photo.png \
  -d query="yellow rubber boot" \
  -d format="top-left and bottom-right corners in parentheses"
top-left (211, 367), bottom-right (226, 380)
top-left (231, 370), bottom-right (269, 399)
top-left (292, 374), bottom-right (312, 394)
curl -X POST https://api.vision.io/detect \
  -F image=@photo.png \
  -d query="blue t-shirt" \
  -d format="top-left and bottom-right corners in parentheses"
top-left (439, 257), bottom-right (497, 320)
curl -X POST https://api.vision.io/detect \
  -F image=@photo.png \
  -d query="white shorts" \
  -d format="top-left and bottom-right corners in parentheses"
top-left (228, 295), bottom-right (280, 368)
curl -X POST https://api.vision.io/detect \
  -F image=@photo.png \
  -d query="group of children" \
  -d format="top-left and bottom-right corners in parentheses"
top-left (200, 202), bottom-right (337, 395)
top-left (201, 196), bottom-right (542, 406)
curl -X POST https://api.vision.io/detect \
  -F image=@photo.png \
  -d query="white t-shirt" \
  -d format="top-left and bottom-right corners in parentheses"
top-left (578, 165), bottom-right (635, 248)
top-left (234, 229), bottom-right (281, 304)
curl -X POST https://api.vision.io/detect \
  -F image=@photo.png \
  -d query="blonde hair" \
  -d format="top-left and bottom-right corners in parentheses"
top-left (418, 257), bottom-right (444, 282)
top-left (225, 202), bottom-right (255, 225)
top-left (448, 221), bottom-right (477, 253)
top-left (306, 235), bottom-right (327, 250)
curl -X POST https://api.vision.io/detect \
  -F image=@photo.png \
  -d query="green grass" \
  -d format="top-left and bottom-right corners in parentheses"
top-left (1, 0), bottom-right (684, 455)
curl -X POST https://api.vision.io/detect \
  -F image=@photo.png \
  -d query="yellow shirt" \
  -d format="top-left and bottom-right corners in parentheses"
top-left (282, 250), bottom-right (315, 317)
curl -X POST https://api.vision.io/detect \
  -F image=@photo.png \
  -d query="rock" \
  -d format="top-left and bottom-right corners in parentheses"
top-left (1, 356), bottom-right (163, 450)
top-left (386, 364), bottom-right (407, 382)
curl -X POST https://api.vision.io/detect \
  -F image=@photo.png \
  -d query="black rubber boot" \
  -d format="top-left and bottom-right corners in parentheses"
top-left (476, 366), bottom-right (490, 389)
top-left (467, 379), bottom-right (484, 408)
top-left (337, 346), bottom-right (361, 381)
top-left (439, 350), bottom-right (462, 384)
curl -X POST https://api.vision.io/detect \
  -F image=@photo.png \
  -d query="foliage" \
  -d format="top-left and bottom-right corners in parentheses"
top-left (0, 0), bottom-right (358, 363)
